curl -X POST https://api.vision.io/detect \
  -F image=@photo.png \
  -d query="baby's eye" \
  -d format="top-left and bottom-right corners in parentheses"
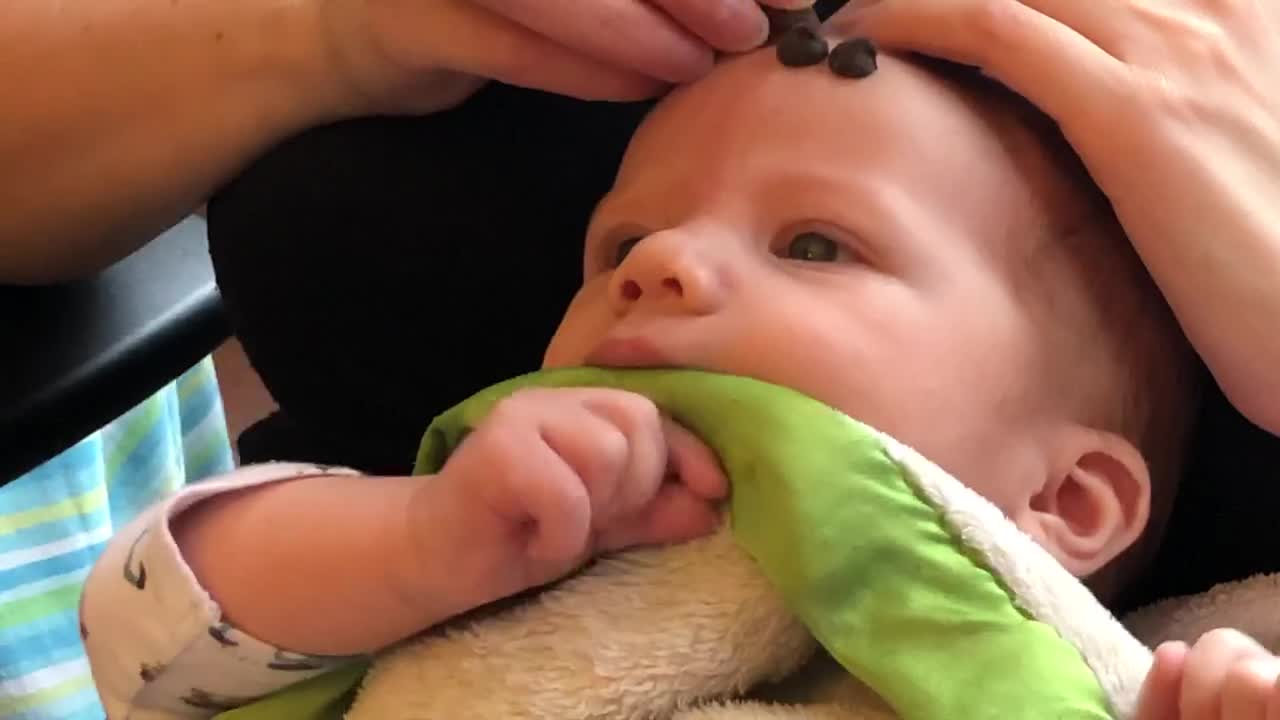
top-left (613, 236), bottom-right (643, 267)
top-left (783, 231), bottom-right (846, 263)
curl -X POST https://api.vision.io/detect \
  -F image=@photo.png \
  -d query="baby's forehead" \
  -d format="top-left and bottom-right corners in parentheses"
top-left (626, 49), bottom-right (1037, 189)
top-left (614, 48), bottom-right (1069, 252)
top-left (634, 48), bottom-right (991, 146)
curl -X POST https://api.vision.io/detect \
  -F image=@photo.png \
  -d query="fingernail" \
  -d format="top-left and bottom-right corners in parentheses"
top-left (762, 5), bottom-right (821, 43)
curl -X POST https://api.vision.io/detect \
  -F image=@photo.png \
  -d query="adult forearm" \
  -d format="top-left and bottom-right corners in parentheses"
top-left (0, 0), bottom-right (350, 283)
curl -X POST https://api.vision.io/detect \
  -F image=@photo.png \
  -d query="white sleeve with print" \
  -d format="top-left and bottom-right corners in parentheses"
top-left (80, 462), bottom-right (367, 720)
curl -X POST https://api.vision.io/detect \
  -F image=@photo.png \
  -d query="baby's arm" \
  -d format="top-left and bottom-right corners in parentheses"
top-left (1136, 629), bottom-right (1280, 720)
top-left (80, 462), bottom-right (479, 719)
top-left (83, 388), bottom-right (726, 719)
top-left (168, 466), bottom-right (484, 656)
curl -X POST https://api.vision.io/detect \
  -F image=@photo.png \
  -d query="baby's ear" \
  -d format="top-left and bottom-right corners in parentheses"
top-left (1012, 429), bottom-right (1151, 578)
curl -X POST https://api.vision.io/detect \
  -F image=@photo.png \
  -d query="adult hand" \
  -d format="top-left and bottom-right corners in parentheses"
top-left (324, 0), bottom-right (815, 114)
top-left (828, 0), bottom-right (1280, 434)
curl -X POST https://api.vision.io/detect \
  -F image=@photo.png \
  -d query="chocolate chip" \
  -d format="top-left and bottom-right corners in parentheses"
top-left (763, 6), bottom-right (821, 43)
top-left (776, 26), bottom-right (829, 67)
top-left (828, 37), bottom-right (878, 78)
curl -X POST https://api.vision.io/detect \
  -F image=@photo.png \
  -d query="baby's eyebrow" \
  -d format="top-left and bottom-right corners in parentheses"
top-left (584, 192), bottom-right (629, 235)
top-left (587, 180), bottom-right (687, 227)
top-left (755, 165), bottom-right (884, 205)
top-left (756, 169), bottom-right (926, 259)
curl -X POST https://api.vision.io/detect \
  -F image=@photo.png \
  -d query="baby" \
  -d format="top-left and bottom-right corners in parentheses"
top-left (80, 43), bottom-right (1267, 720)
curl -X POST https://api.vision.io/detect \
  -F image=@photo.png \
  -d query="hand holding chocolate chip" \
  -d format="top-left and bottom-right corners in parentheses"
top-left (321, 0), bottom-right (817, 113)
top-left (828, 0), bottom-right (1280, 434)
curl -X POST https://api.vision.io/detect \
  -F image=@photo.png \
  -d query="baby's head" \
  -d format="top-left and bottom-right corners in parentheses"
top-left (543, 45), bottom-right (1198, 597)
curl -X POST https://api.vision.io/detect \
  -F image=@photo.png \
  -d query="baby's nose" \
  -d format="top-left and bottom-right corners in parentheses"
top-left (620, 276), bottom-right (683, 302)
top-left (610, 234), bottom-right (724, 315)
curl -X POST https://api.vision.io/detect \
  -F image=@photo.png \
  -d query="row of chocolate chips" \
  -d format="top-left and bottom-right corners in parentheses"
top-left (765, 7), bottom-right (877, 79)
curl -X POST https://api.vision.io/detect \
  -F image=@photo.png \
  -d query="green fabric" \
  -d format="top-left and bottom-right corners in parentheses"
top-left (215, 665), bottom-right (368, 720)
top-left (218, 367), bottom-right (1111, 720)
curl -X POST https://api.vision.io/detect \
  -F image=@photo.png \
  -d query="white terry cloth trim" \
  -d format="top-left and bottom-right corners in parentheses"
top-left (875, 431), bottom-right (1153, 720)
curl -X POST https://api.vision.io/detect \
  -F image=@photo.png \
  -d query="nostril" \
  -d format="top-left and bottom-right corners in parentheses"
top-left (621, 279), bottom-right (642, 301)
top-left (661, 277), bottom-right (683, 296)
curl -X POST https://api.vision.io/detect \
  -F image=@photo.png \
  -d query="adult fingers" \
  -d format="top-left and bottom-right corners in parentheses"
top-left (1135, 642), bottom-right (1188, 720)
top-left (649, 0), bottom-right (771, 53)
top-left (966, 0), bottom-right (1128, 56)
top-left (434, 0), bottom-right (667, 101)
top-left (829, 0), bottom-right (1127, 135)
top-left (468, 0), bottom-right (713, 84)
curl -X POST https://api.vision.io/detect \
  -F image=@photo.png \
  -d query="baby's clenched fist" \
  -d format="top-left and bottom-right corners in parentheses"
top-left (424, 387), bottom-right (727, 605)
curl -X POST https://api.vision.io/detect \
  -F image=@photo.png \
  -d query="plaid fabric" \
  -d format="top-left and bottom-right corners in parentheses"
top-left (0, 357), bottom-right (233, 719)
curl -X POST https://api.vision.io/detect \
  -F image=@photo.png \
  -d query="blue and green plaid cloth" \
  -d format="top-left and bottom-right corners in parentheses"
top-left (0, 357), bottom-right (234, 719)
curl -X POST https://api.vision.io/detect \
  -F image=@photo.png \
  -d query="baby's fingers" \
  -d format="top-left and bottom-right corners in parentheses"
top-left (1136, 642), bottom-right (1187, 720)
top-left (1269, 676), bottom-right (1280, 720)
top-left (1222, 656), bottom-right (1280, 720)
top-left (593, 418), bottom-right (726, 552)
top-left (596, 483), bottom-right (724, 553)
top-left (1182, 629), bottom-right (1272, 720)
top-left (662, 418), bottom-right (729, 502)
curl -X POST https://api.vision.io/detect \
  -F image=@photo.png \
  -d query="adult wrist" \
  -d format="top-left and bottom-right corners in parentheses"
top-left (309, 0), bottom-right (488, 118)
top-left (231, 0), bottom-right (370, 126)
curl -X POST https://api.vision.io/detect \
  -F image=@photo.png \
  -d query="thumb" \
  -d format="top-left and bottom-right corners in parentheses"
top-left (596, 482), bottom-right (724, 552)
top-left (661, 418), bottom-right (729, 502)
top-left (1136, 642), bottom-right (1188, 720)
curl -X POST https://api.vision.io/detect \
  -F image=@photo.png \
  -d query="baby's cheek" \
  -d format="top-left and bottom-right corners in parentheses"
top-left (543, 300), bottom-right (600, 368)
top-left (541, 332), bottom-right (581, 369)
